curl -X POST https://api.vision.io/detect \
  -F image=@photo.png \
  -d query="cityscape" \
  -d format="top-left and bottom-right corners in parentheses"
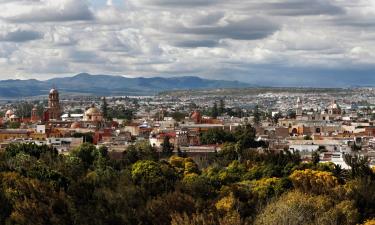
top-left (1, 0), bottom-right (375, 225)
top-left (0, 81), bottom-right (374, 224)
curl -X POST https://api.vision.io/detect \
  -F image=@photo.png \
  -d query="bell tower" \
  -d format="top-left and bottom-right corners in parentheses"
top-left (48, 88), bottom-right (61, 120)
top-left (296, 97), bottom-right (302, 117)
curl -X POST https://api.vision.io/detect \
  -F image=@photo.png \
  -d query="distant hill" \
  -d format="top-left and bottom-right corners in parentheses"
top-left (0, 73), bottom-right (252, 98)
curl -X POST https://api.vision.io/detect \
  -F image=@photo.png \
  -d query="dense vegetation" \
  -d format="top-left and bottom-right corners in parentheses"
top-left (0, 140), bottom-right (374, 225)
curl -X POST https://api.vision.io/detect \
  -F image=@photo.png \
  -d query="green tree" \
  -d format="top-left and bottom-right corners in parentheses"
top-left (219, 99), bottom-right (225, 115)
top-left (344, 154), bottom-right (372, 178)
top-left (255, 191), bottom-right (359, 225)
top-left (8, 121), bottom-right (21, 129)
top-left (71, 143), bottom-right (102, 170)
top-left (101, 97), bottom-right (109, 121)
top-left (162, 136), bottom-right (174, 157)
top-left (72, 132), bottom-right (94, 143)
top-left (253, 105), bottom-right (261, 125)
top-left (212, 102), bottom-right (219, 119)
top-left (311, 151), bottom-right (320, 165)
top-left (131, 160), bottom-right (176, 196)
top-left (14, 102), bottom-right (33, 118)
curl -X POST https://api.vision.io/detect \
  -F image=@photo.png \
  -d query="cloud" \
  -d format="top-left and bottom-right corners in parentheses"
top-left (0, 0), bottom-right (374, 87)
top-left (0, 0), bottom-right (93, 22)
top-left (173, 40), bottom-right (219, 48)
top-left (251, 0), bottom-right (344, 16)
top-left (0, 29), bottom-right (43, 42)
top-left (170, 17), bottom-right (279, 40)
top-left (131, 0), bottom-right (221, 7)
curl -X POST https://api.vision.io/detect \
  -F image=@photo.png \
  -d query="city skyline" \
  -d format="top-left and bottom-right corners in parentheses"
top-left (0, 0), bottom-right (374, 86)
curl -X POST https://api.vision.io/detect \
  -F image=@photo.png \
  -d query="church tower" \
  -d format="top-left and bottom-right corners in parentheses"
top-left (31, 106), bottom-right (38, 122)
top-left (296, 97), bottom-right (302, 117)
top-left (48, 88), bottom-right (61, 120)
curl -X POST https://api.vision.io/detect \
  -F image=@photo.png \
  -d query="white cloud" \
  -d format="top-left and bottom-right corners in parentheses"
top-left (0, 0), bottom-right (93, 22)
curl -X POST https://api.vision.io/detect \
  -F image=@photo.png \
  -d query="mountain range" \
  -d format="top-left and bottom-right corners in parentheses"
top-left (0, 73), bottom-right (251, 98)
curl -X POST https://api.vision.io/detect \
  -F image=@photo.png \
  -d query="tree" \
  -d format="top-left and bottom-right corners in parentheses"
top-left (200, 128), bottom-right (235, 145)
top-left (72, 132), bottom-right (94, 143)
top-left (145, 192), bottom-right (196, 225)
top-left (131, 160), bottom-right (177, 195)
top-left (212, 102), bottom-right (219, 119)
top-left (14, 102), bottom-right (33, 118)
top-left (344, 154), bottom-right (372, 178)
top-left (0, 172), bottom-right (72, 225)
top-left (253, 105), bottom-right (261, 125)
top-left (272, 113), bottom-right (282, 124)
top-left (219, 99), bottom-right (225, 115)
top-left (311, 151), bottom-right (320, 165)
top-left (161, 136), bottom-right (174, 157)
top-left (170, 111), bottom-right (187, 122)
top-left (101, 97), bottom-right (109, 121)
top-left (71, 143), bottom-right (101, 169)
top-left (289, 169), bottom-right (338, 194)
top-left (255, 191), bottom-right (359, 225)
top-left (8, 121), bottom-right (21, 129)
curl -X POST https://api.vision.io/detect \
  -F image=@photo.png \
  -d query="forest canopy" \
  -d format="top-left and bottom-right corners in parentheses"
top-left (0, 142), bottom-right (373, 225)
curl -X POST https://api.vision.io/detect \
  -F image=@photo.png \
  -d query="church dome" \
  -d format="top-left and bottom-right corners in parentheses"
top-left (84, 104), bottom-right (103, 122)
top-left (328, 100), bottom-right (340, 109)
top-left (50, 88), bottom-right (59, 94)
top-left (5, 110), bottom-right (14, 116)
top-left (10, 115), bottom-right (19, 119)
top-left (85, 105), bottom-right (101, 116)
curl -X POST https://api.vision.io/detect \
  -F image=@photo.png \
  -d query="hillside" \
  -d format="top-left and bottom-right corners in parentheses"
top-left (0, 73), bottom-right (251, 98)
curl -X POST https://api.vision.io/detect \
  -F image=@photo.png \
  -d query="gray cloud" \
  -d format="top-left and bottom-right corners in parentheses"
top-left (170, 17), bottom-right (279, 40)
top-left (173, 40), bottom-right (219, 48)
top-left (132, 0), bottom-right (220, 7)
top-left (0, 0), bottom-right (374, 87)
top-left (1, 0), bottom-right (93, 23)
top-left (0, 30), bottom-right (43, 42)
top-left (251, 0), bottom-right (345, 16)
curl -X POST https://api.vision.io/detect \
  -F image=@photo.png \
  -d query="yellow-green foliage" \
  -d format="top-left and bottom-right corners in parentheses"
top-left (169, 156), bottom-right (199, 176)
top-left (169, 156), bottom-right (185, 168)
top-left (363, 219), bottom-right (375, 225)
top-left (215, 193), bottom-right (236, 212)
top-left (255, 191), bottom-right (359, 225)
top-left (290, 169), bottom-right (338, 194)
top-left (249, 177), bottom-right (283, 198)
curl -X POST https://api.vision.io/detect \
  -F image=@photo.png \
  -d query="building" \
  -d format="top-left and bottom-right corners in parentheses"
top-left (84, 104), bottom-right (103, 122)
top-left (296, 97), bottom-right (303, 118)
top-left (31, 106), bottom-right (39, 122)
top-left (45, 88), bottom-right (61, 121)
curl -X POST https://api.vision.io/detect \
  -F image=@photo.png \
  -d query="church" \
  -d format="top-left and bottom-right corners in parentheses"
top-left (43, 88), bottom-right (62, 121)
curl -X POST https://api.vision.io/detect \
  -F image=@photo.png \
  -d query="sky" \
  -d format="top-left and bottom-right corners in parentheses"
top-left (0, 0), bottom-right (374, 86)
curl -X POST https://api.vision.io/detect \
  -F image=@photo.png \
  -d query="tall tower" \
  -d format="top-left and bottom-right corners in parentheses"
top-left (296, 97), bottom-right (302, 117)
top-left (48, 88), bottom-right (61, 120)
top-left (31, 106), bottom-right (38, 122)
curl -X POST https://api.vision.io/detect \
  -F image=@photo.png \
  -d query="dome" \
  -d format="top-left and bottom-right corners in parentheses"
top-left (5, 110), bottom-right (14, 116)
top-left (10, 115), bottom-right (19, 119)
top-left (85, 106), bottom-right (101, 116)
top-left (84, 104), bottom-right (103, 122)
top-left (328, 100), bottom-right (340, 109)
top-left (50, 88), bottom-right (59, 94)
top-left (71, 122), bottom-right (81, 129)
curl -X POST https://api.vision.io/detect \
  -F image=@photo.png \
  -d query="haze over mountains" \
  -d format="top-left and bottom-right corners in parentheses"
top-left (0, 73), bottom-right (251, 98)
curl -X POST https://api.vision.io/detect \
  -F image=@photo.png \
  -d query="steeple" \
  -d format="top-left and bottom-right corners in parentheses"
top-left (48, 88), bottom-right (61, 120)
top-left (296, 97), bottom-right (302, 117)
